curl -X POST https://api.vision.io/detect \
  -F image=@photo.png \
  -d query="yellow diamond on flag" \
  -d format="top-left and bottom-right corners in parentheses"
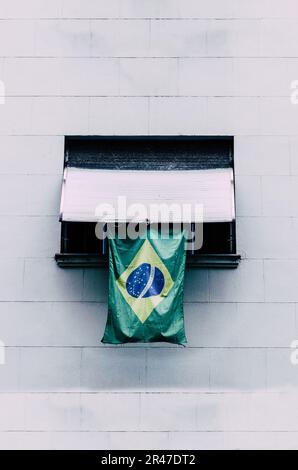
top-left (116, 240), bottom-right (174, 323)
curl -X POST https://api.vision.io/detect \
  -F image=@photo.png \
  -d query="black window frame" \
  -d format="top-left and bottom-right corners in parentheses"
top-left (55, 136), bottom-right (241, 269)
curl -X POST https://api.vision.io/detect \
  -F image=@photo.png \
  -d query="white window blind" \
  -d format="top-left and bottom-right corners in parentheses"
top-left (60, 167), bottom-right (235, 223)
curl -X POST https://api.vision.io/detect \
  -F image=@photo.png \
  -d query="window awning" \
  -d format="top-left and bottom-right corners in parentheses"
top-left (60, 167), bottom-right (235, 223)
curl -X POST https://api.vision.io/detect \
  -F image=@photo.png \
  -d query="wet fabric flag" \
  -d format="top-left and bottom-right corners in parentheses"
top-left (101, 228), bottom-right (187, 345)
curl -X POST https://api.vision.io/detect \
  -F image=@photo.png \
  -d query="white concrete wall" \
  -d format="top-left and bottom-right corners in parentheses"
top-left (0, 0), bottom-right (298, 449)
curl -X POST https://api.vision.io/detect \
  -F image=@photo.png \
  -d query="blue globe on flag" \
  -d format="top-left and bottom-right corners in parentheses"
top-left (126, 263), bottom-right (165, 299)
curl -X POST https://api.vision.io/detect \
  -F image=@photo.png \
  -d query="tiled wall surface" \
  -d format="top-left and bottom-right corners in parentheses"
top-left (0, 0), bottom-right (298, 449)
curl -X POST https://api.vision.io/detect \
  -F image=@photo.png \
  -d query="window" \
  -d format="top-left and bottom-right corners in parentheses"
top-left (55, 136), bottom-right (240, 268)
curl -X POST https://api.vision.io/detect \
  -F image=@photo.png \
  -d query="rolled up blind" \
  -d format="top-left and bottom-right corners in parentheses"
top-left (60, 167), bottom-right (235, 223)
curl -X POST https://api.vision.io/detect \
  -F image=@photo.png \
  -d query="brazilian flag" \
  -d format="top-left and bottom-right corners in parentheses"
top-left (101, 228), bottom-right (187, 345)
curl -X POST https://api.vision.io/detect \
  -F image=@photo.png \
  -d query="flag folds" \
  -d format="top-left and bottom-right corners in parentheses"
top-left (101, 228), bottom-right (187, 345)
